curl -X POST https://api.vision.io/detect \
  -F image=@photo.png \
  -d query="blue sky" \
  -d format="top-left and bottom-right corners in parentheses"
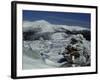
top-left (23, 10), bottom-right (91, 28)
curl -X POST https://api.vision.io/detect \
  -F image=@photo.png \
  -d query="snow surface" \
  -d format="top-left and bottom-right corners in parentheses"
top-left (22, 20), bottom-right (91, 69)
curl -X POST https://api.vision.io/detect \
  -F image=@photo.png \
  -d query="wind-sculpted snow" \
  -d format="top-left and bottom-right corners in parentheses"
top-left (22, 20), bottom-right (91, 69)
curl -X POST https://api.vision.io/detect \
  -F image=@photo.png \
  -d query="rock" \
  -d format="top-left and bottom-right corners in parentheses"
top-left (61, 34), bottom-right (90, 66)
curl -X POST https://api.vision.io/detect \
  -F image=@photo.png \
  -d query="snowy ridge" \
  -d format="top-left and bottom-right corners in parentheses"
top-left (23, 20), bottom-right (89, 32)
top-left (23, 20), bottom-right (90, 41)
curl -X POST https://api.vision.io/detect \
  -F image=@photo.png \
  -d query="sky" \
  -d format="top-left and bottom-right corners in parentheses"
top-left (23, 10), bottom-right (91, 28)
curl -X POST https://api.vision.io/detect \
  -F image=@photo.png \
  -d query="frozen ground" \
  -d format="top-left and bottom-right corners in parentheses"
top-left (23, 40), bottom-right (69, 69)
top-left (23, 39), bottom-right (90, 69)
top-left (22, 20), bottom-right (91, 69)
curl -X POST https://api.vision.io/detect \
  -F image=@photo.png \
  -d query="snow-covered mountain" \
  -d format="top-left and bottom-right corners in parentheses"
top-left (23, 20), bottom-right (90, 41)
top-left (23, 20), bottom-right (54, 32)
top-left (23, 20), bottom-right (89, 32)
top-left (22, 20), bottom-right (91, 69)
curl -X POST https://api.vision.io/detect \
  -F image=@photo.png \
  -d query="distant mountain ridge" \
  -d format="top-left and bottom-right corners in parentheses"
top-left (23, 20), bottom-right (90, 41)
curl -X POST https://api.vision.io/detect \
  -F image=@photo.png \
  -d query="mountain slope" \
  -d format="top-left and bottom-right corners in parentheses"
top-left (23, 20), bottom-right (90, 41)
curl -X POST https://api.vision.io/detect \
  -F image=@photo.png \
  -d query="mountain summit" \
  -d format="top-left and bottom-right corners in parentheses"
top-left (33, 20), bottom-right (50, 24)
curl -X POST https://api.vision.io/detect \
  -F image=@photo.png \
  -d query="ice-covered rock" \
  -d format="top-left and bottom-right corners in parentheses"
top-left (60, 34), bottom-right (90, 66)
